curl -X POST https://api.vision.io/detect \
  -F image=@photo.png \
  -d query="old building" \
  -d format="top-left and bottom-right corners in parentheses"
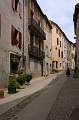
top-left (63, 35), bottom-right (68, 70)
top-left (44, 16), bottom-right (52, 76)
top-left (64, 39), bottom-right (75, 70)
top-left (0, 0), bottom-right (24, 86)
top-left (73, 3), bottom-right (79, 76)
top-left (26, 0), bottom-right (46, 78)
top-left (50, 21), bottom-right (64, 71)
top-left (63, 35), bottom-right (75, 70)
top-left (70, 42), bottom-right (75, 69)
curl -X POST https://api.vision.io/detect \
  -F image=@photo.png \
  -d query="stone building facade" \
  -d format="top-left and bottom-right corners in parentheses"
top-left (70, 42), bottom-right (75, 69)
top-left (63, 36), bottom-right (68, 70)
top-left (50, 21), bottom-right (64, 70)
top-left (63, 36), bottom-right (75, 70)
top-left (26, 0), bottom-right (46, 78)
top-left (44, 16), bottom-right (52, 76)
top-left (0, 0), bottom-right (24, 87)
top-left (73, 3), bottom-right (79, 76)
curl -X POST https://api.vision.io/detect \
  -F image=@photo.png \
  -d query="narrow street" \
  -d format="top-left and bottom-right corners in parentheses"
top-left (0, 72), bottom-right (79, 120)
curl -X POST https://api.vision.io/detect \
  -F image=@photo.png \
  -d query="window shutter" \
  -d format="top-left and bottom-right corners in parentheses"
top-left (18, 32), bottom-right (22, 49)
top-left (11, 25), bottom-right (15, 45)
top-left (11, 26), bottom-right (18, 45)
top-left (15, 29), bottom-right (18, 44)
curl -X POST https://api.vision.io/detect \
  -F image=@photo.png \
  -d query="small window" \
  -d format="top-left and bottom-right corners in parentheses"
top-left (57, 38), bottom-right (59, 45)
top-left (61, 51), bottom-right (63, 58)
top-left (56, 28), bottom-right (58, 34)
top-left (59, 32), bottom-right (61, 37)
top-left (56, 61), bottom-right (58, 68)
top-left (30, 33), bottom-right (34, 47)
top-left (60, 41), bottom-right (61, 47)
top-left (58, 49), bottom-right (60, 57)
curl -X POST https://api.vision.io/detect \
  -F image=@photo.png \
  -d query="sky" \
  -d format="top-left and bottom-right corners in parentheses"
top-left (37, 0), bottom-right (78, 43)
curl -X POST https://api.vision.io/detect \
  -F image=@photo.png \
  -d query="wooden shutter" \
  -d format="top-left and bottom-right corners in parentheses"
top-left (18, 32), bottom-right (22, 49)
top-left (11, 25), bottom-right (15, 45)
top-left (11, 26), bottom-right (18, 45)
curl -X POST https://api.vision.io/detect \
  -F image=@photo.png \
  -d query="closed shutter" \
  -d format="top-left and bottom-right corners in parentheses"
top-left (11, 25), bottom-right (15, 45)
top-left (18, 32), bottom-right (22, 49)
top-left (11, 26), bottom-right (18, 45)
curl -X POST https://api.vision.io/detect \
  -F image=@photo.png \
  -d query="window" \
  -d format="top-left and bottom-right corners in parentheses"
top-left (60, 63), bottom-right (61, 67)
top-left (11, 25), bottom-right (18, 45)
top-left (60, 41), bottom-right (61, 47)
top-left (61, 51), bottom-right (63, 58)
top-left (57, 38), bottom-right (59, 45)
top-left (18, 32), bottom-right (22, 49)
top-left (12, 0), bottom-right (19, 12)
top-left (30, 33), bottom-right (34, 47)
top-left (56, 61), bottom-right (58, 68)
top-left (58, 49), bottom-right (60, 57)
top-left (10, 53), bottom-right (20, 73)
top-left (56, 28), bottom-right (58, 34)
top-left (11, 25), bottom-right (22, 49)
top-left (59, 32), bottom-right (61, 37)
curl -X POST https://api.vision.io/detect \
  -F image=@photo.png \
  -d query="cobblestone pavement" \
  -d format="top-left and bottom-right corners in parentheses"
top-left (47, 75), bottom-right (79, 120)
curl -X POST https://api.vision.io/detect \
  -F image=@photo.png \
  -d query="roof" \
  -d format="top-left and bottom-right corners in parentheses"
top-left (50, 20), bottom-right (74, 44)
top-left (33, 0), bottom-right (52, 29)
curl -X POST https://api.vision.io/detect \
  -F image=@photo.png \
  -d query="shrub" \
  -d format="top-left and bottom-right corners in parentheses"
top-left (8, 74), bottom-right (16, 87)
top-left (25, 74), bottom-right (32, 83)
top-left (8, 74), bottom-right (16, 94)
top-left (16, 75), bottom-right (25, 85)
top-left (15, 81), bottom-right (20, 89)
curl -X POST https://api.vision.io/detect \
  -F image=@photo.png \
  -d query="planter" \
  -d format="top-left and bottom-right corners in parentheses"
top-left (0, 89), bottom-right (4, 98)
top-left (8, 85), bottom-right (16, 94)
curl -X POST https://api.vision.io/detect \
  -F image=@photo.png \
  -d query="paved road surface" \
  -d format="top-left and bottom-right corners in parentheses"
top-left (0, 73), bottom-right (79, 120)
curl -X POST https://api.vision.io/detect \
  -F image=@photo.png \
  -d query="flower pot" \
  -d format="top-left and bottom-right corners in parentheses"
top-left (0, 89), bottom-right (4, 98)
top-left (8, 85), bottom-right (16, 94)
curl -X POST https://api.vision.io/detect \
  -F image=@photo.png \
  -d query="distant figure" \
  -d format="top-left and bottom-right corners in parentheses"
top-left (74, 67), bottom-right (77, 74)
top-left (66, 67), bottom-right (70, 76)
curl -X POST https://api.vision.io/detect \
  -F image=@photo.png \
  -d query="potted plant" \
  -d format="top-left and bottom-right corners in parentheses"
top-left (16, 75), bottom-right (25, 87)
top-left (25, 74), bottom-right (32, 85)
top-left (8, 74), bottom-right (16, 94)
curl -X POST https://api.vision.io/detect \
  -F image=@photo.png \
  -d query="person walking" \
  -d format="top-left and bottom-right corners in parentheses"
top-left (66, 67), bottom-right (70, 76)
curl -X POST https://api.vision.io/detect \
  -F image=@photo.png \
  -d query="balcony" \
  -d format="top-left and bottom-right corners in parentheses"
top-left (29, 46), bottom-right (45, 60)
top-left (28, 18), bottom-right (46, 40)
